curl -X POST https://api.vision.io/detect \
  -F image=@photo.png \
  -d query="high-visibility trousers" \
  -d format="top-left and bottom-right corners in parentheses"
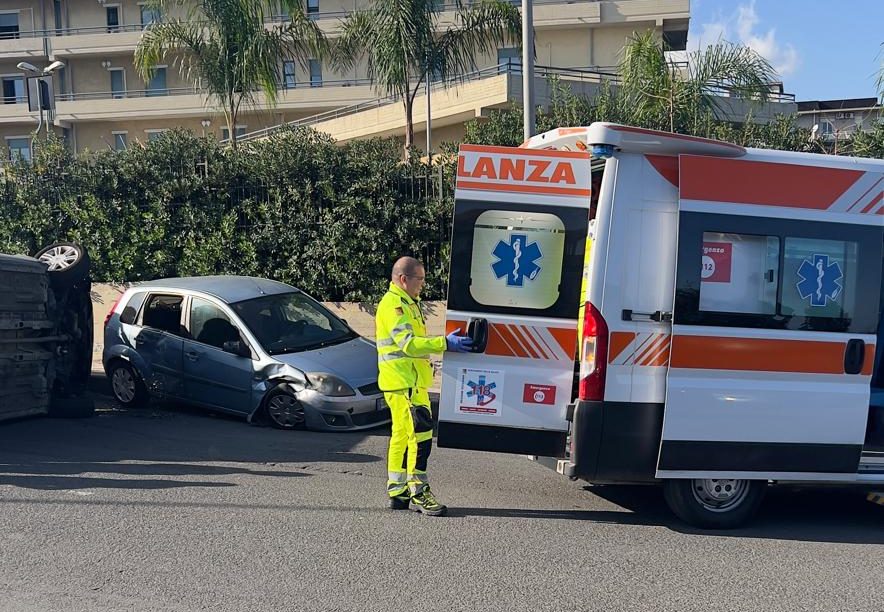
top-left (384, 387), bottom-right (433, 497)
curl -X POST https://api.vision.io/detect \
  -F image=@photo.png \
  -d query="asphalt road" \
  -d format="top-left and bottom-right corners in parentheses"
top-left (1, 383), bottom-right (882, 612)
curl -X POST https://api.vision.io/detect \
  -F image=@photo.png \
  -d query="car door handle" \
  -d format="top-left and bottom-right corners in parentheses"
top-left (844, 339), bottom-right (865, 375)
top-left (185, 350), bottom-right (201, 362)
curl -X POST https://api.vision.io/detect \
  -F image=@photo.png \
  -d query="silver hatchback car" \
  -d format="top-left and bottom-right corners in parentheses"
top-left (103, 276), bottom-right (389, 431)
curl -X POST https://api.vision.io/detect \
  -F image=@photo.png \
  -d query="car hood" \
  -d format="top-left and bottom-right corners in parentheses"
top-left (270, 336), bottom-right (379, 388)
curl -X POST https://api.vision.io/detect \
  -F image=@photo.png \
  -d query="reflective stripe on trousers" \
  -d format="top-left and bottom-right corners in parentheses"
top-left (385, 387), bottom-right (433, 497)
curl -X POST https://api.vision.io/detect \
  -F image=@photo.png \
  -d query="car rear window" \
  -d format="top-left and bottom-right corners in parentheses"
top-left (120, 291), bottom-right (147, 325)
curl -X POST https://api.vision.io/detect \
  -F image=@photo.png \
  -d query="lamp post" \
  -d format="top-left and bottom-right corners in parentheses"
top-left (201, 119), bottom-right (211, 137)
top-left (17, 60), bottom-right (66, 140)
top-left (521, 0), bottom-right (534, 141)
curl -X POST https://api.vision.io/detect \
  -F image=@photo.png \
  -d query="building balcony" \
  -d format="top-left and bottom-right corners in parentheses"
top-left (0, 0), bottom-right (689, 60)
top-left (241, 62), bottom-right (795, 146)
top-left (50, 79), bottom-right (379, 122)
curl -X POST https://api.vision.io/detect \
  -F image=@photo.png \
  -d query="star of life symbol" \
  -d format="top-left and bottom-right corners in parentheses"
top-left (466, 375), bottom-right (497, 407)
top-left (491, 233), bottom-right (542, 287)
top-left (796, 254), bottom-right (843, 307)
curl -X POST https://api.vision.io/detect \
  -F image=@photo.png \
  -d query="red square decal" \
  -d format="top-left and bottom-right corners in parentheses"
top-left (523, 384), bottom-right (556, 405)
top-left (702, 242), bottom-right (732, 283)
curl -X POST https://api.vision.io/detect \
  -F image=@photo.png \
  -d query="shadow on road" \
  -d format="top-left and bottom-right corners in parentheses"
top-left (0, 474), bottom-right (240, 491)
top-left (586, 484), bottom-right (884, 544)
top-left (450, 484), bottom-right (883, 544)
top-left (0, 374), bottom-right (385, 491)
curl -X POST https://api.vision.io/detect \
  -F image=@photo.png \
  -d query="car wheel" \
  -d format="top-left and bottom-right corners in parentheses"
top-left (108, 361), bottom-right (149, 408)
top-left (35, 242), bottom-right (90, 290)
top-left (663, 478), bottom-right (766, 529)
top-left (264, 387), bottom-right (306, 430)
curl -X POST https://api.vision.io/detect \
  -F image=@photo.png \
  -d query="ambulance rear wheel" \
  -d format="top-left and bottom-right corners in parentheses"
top-left (663, 478), bottom-right (766, 529)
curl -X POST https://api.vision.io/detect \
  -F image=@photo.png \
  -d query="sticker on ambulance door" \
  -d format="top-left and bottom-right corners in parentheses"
top-left (458, 368), bottom-right (504, 416)
top-left (469, 210), bottom-right (565, 310)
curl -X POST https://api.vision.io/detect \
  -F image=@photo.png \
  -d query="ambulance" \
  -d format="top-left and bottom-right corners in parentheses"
top-left (437, 122), bottom-right (884, 528)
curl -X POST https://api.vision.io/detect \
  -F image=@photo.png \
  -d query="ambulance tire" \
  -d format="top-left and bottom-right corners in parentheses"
top-left (663, 478), bottom-right (766, 529)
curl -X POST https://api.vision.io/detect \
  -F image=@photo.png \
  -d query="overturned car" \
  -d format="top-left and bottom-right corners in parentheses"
top-left (0, 243), bottom-right (95, 421)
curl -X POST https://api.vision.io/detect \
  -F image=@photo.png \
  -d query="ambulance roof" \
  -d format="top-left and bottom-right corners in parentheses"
top-left (523, 123), bottom-right (884, 172)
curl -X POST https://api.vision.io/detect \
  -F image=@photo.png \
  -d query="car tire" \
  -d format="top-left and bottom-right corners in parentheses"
top-left (48, 393), bottom-right (95, 418)
top-left (108, 360), bottom-right (149, 409)
top-left (663, 478), bottom-right (766, 529)
top-left (263, 387), bottom-right (306, 430)
top-left (35, 242), bottom-right (90, 290)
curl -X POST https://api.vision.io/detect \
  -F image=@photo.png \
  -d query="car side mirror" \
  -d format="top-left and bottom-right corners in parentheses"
top-left (223, 339), bottom-right (251, 358)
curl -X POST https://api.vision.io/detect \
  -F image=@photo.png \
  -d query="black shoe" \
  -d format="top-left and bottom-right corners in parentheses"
top-left (409, 486), bottom-right (447, 517)
top-left (388, 492), bottom-right (410, 510)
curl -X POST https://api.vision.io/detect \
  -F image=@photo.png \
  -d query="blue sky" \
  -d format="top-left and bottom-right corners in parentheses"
top-left (687, 0), bottom-right (883, 101)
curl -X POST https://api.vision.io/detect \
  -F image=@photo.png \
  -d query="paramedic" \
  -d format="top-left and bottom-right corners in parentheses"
top-left (376, 256), bottom-right (472, 516)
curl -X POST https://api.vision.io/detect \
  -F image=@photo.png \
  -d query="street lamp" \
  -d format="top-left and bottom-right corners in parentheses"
top-left (17, 60), bottom-right (66, 138)
top-left (200, 119), bottom-right (211, 137)
top-left (522, 0), bottom-right (535, 141)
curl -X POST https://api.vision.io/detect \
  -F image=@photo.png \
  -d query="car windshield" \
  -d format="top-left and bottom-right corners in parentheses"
top-left (231, 292), bottom-right (357, 355)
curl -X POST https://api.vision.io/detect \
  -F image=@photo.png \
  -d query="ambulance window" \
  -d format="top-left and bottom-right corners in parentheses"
top-left (675, 212), bottom-right (882, 334)
top-left (780, 237), bottom-right (859, 321)
top-left (699, 232), bottom-right (779, 315)
top-left (469, 209), bottom-right (565, 309)
top-left (447, 199), bottom-right (588, 319)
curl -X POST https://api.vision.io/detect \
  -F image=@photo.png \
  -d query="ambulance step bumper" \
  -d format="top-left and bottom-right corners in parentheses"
top-left (527, 455), bottom-right (575, 477)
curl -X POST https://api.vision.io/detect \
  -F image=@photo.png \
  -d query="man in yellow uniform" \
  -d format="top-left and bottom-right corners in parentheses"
top-left (376, 256), bottom-right (472, 516)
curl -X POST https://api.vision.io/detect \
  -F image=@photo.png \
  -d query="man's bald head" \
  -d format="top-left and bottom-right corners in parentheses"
top-left (391, 256), bottom-right (424, 280)
top-left (391, 256), bottom-right (426, 299)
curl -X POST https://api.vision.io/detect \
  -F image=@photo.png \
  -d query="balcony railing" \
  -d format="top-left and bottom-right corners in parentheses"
top-left (11, 0), bottom-right (609, 39)
top-left (52, 77), bottom-right (375, 103)
top-left (233, 62), bottom-right (795, 143)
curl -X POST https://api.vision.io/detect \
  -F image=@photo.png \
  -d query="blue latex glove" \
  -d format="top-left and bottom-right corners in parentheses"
top-left (446, 328), bottom-right (473, 353)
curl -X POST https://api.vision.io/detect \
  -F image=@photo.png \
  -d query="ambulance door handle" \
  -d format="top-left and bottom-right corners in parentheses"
top-left (843, 339), bottom-right (865, 375)
top-left (622, 309), bottom-right (672, 323)
top-left (467, 318), bottom-right (488, 353)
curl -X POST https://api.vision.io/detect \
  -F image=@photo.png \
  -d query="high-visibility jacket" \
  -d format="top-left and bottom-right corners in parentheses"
top-left (376, 282), bottom-right (445, 391)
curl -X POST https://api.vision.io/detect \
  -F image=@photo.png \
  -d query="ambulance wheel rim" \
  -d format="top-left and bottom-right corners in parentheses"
top-left (690, 479), bottom-right (750, 512)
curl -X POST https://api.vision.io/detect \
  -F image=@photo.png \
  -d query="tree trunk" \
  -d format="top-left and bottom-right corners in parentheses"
top-left (403, 97), bottom-right (414, 159)
top-left (227, 94), bottom-right (237, 150)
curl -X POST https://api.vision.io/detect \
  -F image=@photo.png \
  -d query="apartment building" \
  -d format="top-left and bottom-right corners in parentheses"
top-left (797, 97), bottom-right (882, 143)
top-left (0, 0), bottom-right (691, 158)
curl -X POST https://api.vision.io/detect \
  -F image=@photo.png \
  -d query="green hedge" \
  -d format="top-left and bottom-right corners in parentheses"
top-left (0, 128), bottom-right (453, 302)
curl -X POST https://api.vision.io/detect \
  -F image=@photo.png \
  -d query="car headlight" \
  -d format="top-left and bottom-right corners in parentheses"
top-left (305, 372), bottom-right (356, 397)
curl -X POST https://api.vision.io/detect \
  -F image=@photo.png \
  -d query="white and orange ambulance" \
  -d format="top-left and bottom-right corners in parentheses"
top-left (437, 122), bottom-right (884, 528)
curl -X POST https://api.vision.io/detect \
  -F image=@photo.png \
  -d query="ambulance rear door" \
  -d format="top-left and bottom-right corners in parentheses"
top-left (437, 144), bottom-right (591, 457)
top-left (658, 154), bottom-right (883, 480)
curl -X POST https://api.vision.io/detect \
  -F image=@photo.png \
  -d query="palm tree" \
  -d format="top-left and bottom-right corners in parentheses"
top-left (338, 0), bottom-right (521, 157)
top-left (135, 0), bottom-right (327, 148)
top-left (619, 31), bottom-right (778, 133)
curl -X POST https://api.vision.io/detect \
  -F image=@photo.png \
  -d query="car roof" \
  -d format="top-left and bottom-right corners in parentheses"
top-left (135, 276), bottom-right (298, 304)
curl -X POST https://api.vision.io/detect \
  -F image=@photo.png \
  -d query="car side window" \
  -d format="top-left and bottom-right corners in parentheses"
top-left (190, 297), bottom-right (241, 349)
top-left (141, 294), bottom-right (184, 335)
top-left (120, 291), bottom-right (147, 325)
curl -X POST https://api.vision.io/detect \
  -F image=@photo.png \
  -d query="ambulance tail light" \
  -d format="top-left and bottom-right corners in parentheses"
top-left (578, 302), bottom-right (608, 401)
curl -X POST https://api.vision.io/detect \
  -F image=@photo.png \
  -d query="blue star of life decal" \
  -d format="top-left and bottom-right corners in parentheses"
top-left (796, 254), bottom-right (843, 307)
top-left (466, 375), bottom-right (497, 407)
top-left (491, 234), bottom-right (542, 287)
